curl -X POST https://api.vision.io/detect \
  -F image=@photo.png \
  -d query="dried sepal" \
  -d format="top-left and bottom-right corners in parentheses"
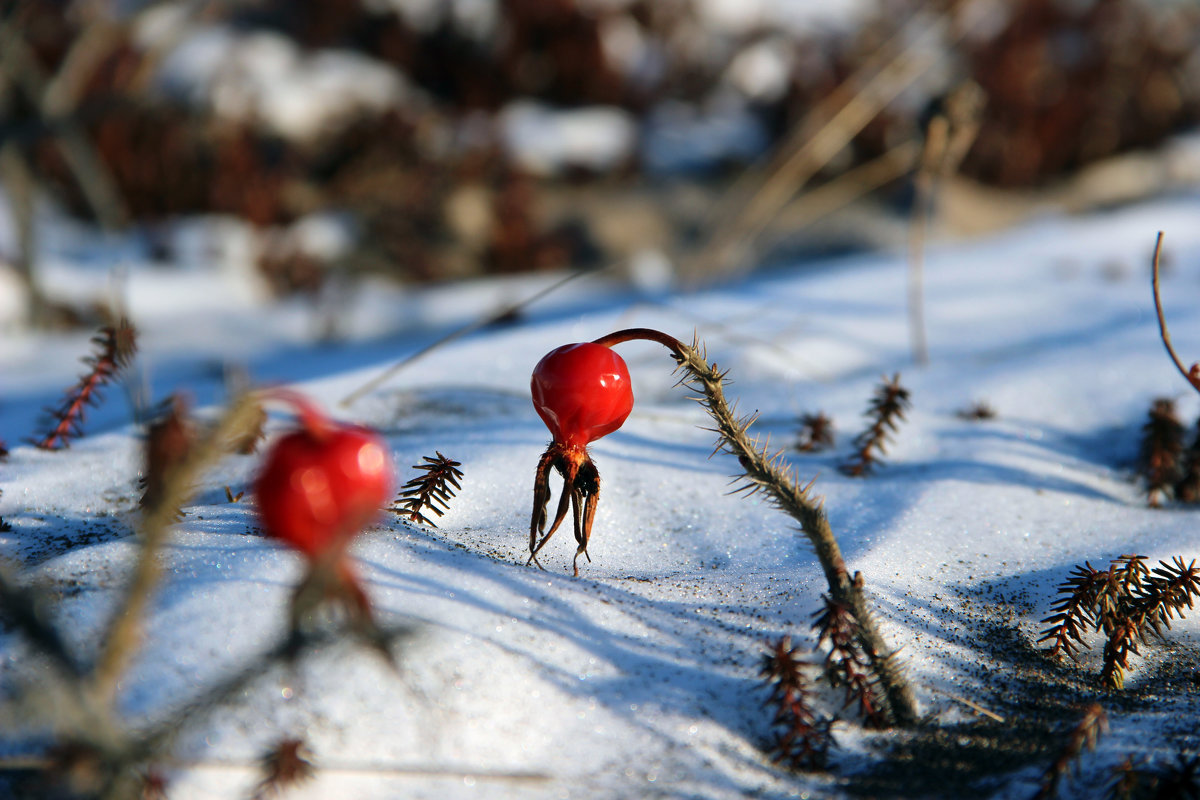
top-left (526, 444), bottom-right (598, 577)
top-left (1033, 703), bottom-right (1108, 800)
top-left (1140, 398), bottom-right (1185, 506)
top-left (840, 373), bottom-right (911, 477)
top-left (33, 318), bottom-right (138, 450)
top-left (389, 452), bottom-right (464, 527)
top-left (761, 636), bottom-right (835, 770)
top-left (794, 412), bottom-right (835, 452)
top-left (250, 737), bottom-right (316, 800)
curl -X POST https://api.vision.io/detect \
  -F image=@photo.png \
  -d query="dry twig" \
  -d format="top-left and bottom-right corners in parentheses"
top-left (1151, 232), bottom-right (1200, 395)
top-left (907, 82), bottom-right (985, 365)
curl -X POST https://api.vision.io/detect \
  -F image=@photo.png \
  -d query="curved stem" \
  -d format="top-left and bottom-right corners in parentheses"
top-left (1151, 232), bottom-right (1200, 394)
top-left (593, 328), bottom-right (686, 352)
top-left (262, 387), bottom-right (332, 438)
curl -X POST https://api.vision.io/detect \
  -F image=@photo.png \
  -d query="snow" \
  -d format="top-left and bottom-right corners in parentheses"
top-left (3, 192), bottom-right (1200, 797)
top-left (641, 98), bottom-right (768, 175)
top-left (152, 26), bottom-right (409, 141)
top-left (499, 102), bottom-right (639, 177)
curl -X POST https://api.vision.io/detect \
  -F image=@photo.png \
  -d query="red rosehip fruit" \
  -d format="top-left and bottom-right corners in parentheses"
top-left (254, 398), bottom-right (393, 559)
top-left (531, 342), bottom-right (633, 449)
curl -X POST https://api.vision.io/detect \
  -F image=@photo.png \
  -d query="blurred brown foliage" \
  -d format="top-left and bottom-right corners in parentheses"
top-left (5, 0), bottom-right (1199, 291)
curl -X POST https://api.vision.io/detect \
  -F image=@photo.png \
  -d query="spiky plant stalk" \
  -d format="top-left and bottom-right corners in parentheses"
top-left (814, 596), bottom-right (891, 727)
top-left (841, 373), bottom-right (911, 476)
top-left (592, 328), bottom-right (919, 726)
top-left (251, 738), bottom-right (316, 800)
top-left (1041, 555), bottom-right (1200, 689)
top-left (34, 319), bottom-right (137, 450)
top-left (1140, 398), bottom-right (1184, 506)
top-left (761, 637), bottom-right (834, 769)
top-left (389, 452), bottom-right (464, 527)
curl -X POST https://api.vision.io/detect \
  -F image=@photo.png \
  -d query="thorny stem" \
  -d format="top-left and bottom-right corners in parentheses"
top-left (1151, 232), bottom-right (1200, 395)
top-left (35, 321), bottom-right (137, 450)
top-left (92, 393), bottom-right (265, 704)
top-left (591, 328), bottom-right (919, 726)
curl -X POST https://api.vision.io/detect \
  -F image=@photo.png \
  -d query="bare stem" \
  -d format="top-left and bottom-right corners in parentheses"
top-left (339, 268), bottom-right (604, 408)
top-left (1151, 232), bottom-right (1200, 394)
top-left (592, 328), bottom-right (919, 726)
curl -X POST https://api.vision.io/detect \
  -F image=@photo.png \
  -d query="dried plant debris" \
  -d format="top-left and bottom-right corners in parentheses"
top-left (1174, 416), bottom-right (1200, 504)
top-left (230, 403), bottom-right (268, 455)
top-left (841, 373), bottom-right (911, 477)
top-left (0, 488), bottom-right (9, 533)
top-left (1107, 752), bottom-right (1200, 800)
top-left (1140, 398), bottom-right (1185, 506)
top-left (137, 768), bottom-right (170, 800)
top-left (1032, 703), bottom-right (1107, 800)
top-left (956, 401), bottom-right (997, 421)
top-left (138, 395), bottom-right (195, 514)
top-left (250, 737), bottom-right (316, 800)
top-left (814, 595), bottom-right (892, 728)
top-left (389, 452), bottom-right (464, 527)
top-left (1150, 753), bottom-right (1200, 800)
top-left (33, 319), bottom-right (138, 450)
top-left (761, 637), bottom-right (835, 771)
top-left (1039, 555), bottom-right (1200, 689)
top-left (794, 412), bottom-right (835, 452)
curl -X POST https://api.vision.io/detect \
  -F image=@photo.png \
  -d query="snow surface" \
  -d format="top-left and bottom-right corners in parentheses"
top-left (2, 195), bottom-right (1200, 798)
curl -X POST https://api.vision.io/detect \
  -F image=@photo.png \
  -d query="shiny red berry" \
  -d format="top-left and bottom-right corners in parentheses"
top-left (254, 396), bottom-right (393, 558)
top-left (531, 342), bottom-right (634, 449)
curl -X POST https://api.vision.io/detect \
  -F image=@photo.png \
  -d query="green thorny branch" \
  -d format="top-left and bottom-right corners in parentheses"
top-left (591, 328), bottom-right (919, 727)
